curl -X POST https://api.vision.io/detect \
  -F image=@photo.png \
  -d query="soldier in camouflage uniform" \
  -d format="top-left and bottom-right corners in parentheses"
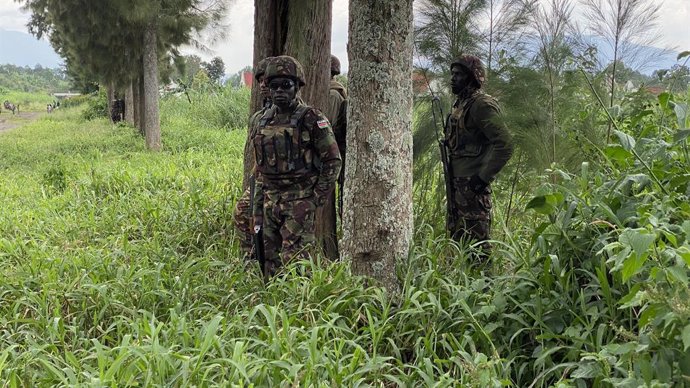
top-left (316, 55), bottom-right (348, 261)
top-left (445, 55), bottom-right (513, 255)
top-left (253, 55), bottom-right (342, 277)
top-left (233, 57), bottom-right (274, 260)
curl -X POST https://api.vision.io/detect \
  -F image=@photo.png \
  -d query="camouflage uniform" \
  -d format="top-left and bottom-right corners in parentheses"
top-left (253, 56), bottom-right (342, 277)
top-left (446, 55), bottom-right (513, 253)
top-left (233, 57), bottom-right (273, 259)
top-left (316, 55), bottom-right (348, 261)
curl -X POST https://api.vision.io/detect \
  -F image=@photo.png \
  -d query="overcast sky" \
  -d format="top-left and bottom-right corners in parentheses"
top-left (1, 0), bottom-right (688, 74)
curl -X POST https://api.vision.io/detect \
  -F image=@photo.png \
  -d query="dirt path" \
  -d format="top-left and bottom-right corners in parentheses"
top-left (0, 111), bottom-right (44, 133)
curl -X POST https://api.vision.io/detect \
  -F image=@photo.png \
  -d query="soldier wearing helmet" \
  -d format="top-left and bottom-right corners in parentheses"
top-left (316, 54), bottom-right (348, 261)
top-left (233, 57), bottom-right (276, 260)
top-left (445, 54), bottom-right (513, 257)
top-left (253, 55), bottom-right (342, 278)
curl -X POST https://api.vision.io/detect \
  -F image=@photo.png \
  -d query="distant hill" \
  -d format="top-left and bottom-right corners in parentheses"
top-left (0, 28), bottom-right (62, 68)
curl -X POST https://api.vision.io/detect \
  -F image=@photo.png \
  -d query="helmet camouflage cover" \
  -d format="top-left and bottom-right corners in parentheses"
top-left (264, 55), bottom-right (306, 86)
top-left (255, 57), bottom-right (273, 81)
top-left (451, 55), bottom-right (486, 87)
top-left (330, 55), bottom-right (341, 76)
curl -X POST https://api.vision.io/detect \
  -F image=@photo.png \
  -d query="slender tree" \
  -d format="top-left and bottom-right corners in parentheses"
top-left (581, 0), bottom-right (664, 140)
top-left (343, 0), bottom-right (414, 293)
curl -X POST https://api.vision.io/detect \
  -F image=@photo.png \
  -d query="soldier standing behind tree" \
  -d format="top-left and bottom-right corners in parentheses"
top-left (252, 55), bottom-right (341, 278)
top-left (444, 55), bottom-right (513, 258)
top-left (233, 57), bottom-right (274, 261)
top-left (316, 54), bottom-right (348, 261)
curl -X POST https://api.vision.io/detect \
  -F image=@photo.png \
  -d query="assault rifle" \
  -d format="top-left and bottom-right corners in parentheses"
top-left (431, 96), bottom-right (457, 232)
top-left (249, 175), bottom-right (266, 278)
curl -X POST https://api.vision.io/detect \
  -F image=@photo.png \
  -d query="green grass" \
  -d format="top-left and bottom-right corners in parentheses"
top-left (1, 91), bottom-right (689, 387)
top-left (1, 90), bottom-right (57, 112)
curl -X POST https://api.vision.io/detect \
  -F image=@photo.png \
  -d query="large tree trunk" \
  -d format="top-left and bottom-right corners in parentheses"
top-left (143, 22), bottom-right (161, 151)
top-left (342, 0), bottom-right (414, 294)
top-left (244, 0), bottom-right (289, 190)
top-left (281, 0), bottom-right (334, 260)
top-left (125, 81), bottom-right (134, 125)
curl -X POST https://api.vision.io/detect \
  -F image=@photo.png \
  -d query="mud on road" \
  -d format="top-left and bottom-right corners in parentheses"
top-left (0, 111), bottom-right (44, 133)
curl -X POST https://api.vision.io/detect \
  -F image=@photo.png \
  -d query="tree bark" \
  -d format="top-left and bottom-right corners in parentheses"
top-left (281, 0), bottom-right (334, 260)
top-left (138, 74), bottom-right (145, 136)
top-left (244, 0), bottom-right (289, 190)
top-left (106, 82), bottom-right (115, 122)
top-left (125, 81), bottom-right (134, 125)
top-left (143, 22), bottom-right (161, 151)
top-left (343, 0), bottom-right (414, 294)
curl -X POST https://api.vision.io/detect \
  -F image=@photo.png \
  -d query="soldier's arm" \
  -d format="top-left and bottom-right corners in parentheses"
top-left (472, 98), bottom-right (514, 183)
top-left (306, 110), bottom-right (342, 205)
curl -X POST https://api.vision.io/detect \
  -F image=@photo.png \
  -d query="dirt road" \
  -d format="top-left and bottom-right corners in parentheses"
top-left (0, 111), bottom-right (43, 133)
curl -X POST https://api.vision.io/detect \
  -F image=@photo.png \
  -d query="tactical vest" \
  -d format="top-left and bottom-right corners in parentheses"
top-left (253, 104), bottom-right (314, 177)
top-left (446, 92), bottom-right (491, 160)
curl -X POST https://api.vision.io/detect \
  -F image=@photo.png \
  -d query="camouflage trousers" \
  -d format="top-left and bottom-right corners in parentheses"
top-left (448, 177), bottom-right (492, 255)
top-left (262, 191), bottom-right (317, 277)
top-left (232, 187), bottom-right (253, 259)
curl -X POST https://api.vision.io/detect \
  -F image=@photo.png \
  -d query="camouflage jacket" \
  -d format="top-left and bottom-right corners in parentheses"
top-left (446, 90), bottom-right (513, 183)
top-left (326, 79), bottom-right (347, 159)
top-left (253, 103), bottom-right (341, 213)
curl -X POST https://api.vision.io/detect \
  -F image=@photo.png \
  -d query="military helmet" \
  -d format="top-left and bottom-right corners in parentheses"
top-left (330, 55), bottom-right (341, 76)
top-left (451, 55), bottom-right (486, 87)
top-left (255, 57), bottom-right (273, 81)
top-left (264, 55), bottom-right (306, 86)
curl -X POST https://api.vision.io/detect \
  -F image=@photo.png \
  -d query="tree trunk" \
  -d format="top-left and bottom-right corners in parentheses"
top-left (245, 0), bottom-right (289, 190)
top-left (281, 0), bottom-right (334, 260)
top-left (343, 0), bottom-right (414, 294)
top-left (106, 82), bottom-right (115, 122)
top-left (247, 0), bottom-right (332, 188)
top-left (138, 74), bottom-right (145, 136)
top-left (125, 81), bottom-right (134, 125)
top-left (143, 22), bottom-right (161, 151)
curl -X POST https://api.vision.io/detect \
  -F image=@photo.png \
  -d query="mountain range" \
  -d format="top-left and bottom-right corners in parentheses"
top-left (0, 28), bottom-right (62, 68)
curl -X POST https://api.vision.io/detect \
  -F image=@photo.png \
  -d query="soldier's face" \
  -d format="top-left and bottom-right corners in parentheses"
top-left (259, 76), bottom-right (271, 99)
top-left (451, 65), bottom-right (471, 94)
top-left (268, 77), bottom-right (298, 108)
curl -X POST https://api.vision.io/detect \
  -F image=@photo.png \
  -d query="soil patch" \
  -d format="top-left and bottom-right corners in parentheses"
top-left (0, 111), bottom-right (44, 133)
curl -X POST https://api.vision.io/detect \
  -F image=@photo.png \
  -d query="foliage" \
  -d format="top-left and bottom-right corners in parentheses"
top-left (0, 64), bottom-right (70, 93)
top-left (202, 56), bottom-right (226, 84)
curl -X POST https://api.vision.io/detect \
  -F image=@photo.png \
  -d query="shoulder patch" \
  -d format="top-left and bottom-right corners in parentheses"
top-left (317, 119), bottom-right (330, 129)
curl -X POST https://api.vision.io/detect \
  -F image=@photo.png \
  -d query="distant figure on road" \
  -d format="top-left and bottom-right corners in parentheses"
top-left (3, 100), bottom-right (19, 115)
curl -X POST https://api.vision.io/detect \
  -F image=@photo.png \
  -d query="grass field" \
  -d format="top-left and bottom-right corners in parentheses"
top-left (1, 90), bottom-right (689, 387)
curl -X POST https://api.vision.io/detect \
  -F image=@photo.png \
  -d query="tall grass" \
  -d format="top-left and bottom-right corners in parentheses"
top-left (1, 89), bottom-right (688, 386)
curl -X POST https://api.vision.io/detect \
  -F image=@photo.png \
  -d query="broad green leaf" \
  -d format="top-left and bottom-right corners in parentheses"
top-left (675, 129), bottom-right (690, 143)
top-left (604, 144), bottom-right (633, 164)
top-left (619, 228), bottom-right (656, 281)
top-left (526, 195), bottom-right (556, 215)
top-left (678, 50), bottom-right (690, 61)
top-left (620, 228), bottom-right (656, 259)
top-left (571, 362), bottom-right (602, 378)
top-left (659, 92), bottom-right (671, 108)
top-left (678, 246), bottom-right (690, 267)
top-left (613, 130), bottom-right (636, 151)
top-left (673, 102), bottom-right (689, 128)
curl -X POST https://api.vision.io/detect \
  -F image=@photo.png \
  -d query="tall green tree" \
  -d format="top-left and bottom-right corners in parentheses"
top-left (202, 56), bottom-right (225, 84)
top-left (581, 0), bottom-right (665, 140)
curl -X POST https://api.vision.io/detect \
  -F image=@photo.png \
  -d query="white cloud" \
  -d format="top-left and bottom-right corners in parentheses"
top-left (1, 0), bottom-right (688, 72)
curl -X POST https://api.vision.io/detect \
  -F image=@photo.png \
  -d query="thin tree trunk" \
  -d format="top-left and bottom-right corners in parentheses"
top-left (106, 82), bottom-right (115, 122)
top-left (125, 81), bottom-right (134, 125)
top-left (138, 74), bottom-right (145, 135)
top-left (143, 22), bottom-right (161, 151)
top-left (343, 0), bottom-right (414, 294)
